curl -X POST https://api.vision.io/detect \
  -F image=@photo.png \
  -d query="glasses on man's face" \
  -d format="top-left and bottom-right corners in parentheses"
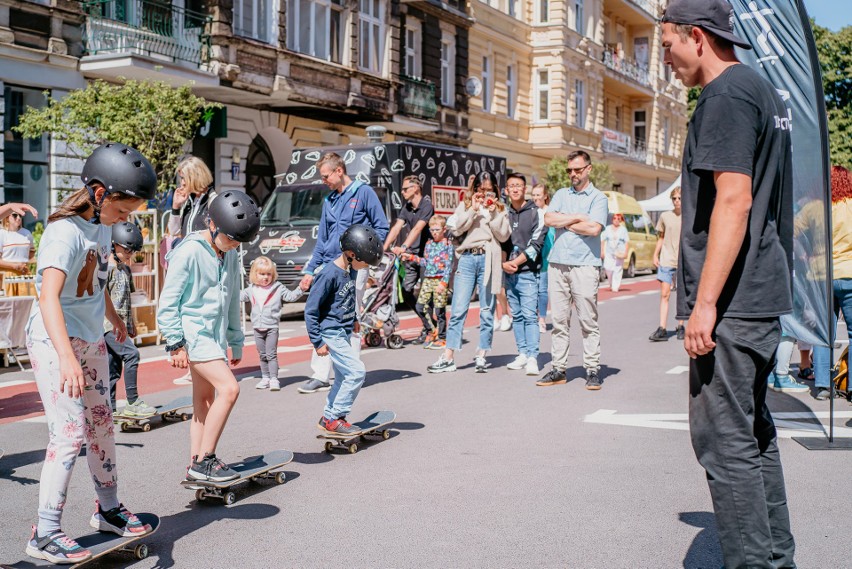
top-left (672, 197), bottom-right (682, 202)
top-left (320, 168), bottom-right (338, 181)
top-left (567, 164), bottom-right (590, 174)
top-left (402, 185), bottom-right (416, 192)
top-left (506, 184), bottom-right (525, 190)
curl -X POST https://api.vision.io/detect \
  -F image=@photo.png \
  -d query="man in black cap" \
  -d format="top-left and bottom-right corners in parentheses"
top-left (661, 1), bottom-right (797, 568)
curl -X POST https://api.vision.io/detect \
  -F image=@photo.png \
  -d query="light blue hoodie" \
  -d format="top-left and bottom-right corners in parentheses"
top-left (157, 232), bottom-right (244, 361)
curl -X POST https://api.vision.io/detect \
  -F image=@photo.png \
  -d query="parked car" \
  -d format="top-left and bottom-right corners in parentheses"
top-left (242, 141), bottom-right (507, 288)
top-left (602, 191), bottom-right (657, 278)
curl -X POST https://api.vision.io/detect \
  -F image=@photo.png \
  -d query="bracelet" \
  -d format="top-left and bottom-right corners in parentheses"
top-left (165, 338), bottom-right (186, 352)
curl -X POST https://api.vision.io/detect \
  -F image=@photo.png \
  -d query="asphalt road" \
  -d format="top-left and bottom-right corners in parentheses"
top-left (1, 275), bottom-right (850, 569)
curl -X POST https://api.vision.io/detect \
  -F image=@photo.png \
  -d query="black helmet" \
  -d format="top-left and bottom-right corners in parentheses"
top-left (340, 224), bottom-right (383, 266)
top-left (208, 190), bottom-right (260, 243)
top-left (81, 142), bottom-right (158, 201)
top-left (112, 222), bottom-right (144, 252)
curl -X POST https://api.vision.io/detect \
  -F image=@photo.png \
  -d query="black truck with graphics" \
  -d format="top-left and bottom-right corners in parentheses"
top-left (242, 141), bottom-right (507, 288)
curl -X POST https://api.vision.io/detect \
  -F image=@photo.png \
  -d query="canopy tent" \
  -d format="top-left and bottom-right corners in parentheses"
top-left (638, 176), bottom-right (681, 212)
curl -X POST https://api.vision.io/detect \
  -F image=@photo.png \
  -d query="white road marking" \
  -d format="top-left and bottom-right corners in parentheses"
top-left (666, 366), bottom-right (690, 375)
top-left (22, 416), bottom-right (48, 424)
top-left (639, 290), bottom-right (658, 296)
top-left (612, 295), bottom-right (635, 301)
top-left (584, 409), bottom-right (852, 438)
top-left (0, 378), bottom-right (34, 388)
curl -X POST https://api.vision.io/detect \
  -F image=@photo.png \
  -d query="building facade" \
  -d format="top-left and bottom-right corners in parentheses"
top-left (466, 0), bottom-right (686, 198)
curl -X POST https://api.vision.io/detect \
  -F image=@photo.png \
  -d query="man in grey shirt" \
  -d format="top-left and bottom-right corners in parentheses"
top-left (537, 150), bottom-right (609, 390)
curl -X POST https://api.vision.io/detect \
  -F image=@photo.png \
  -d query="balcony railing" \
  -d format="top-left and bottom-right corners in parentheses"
top-left (82, 0), bottom-right (211, 66)
top-left (602, 47), bottom-right (650, 87)
top-left (399, 76), bottom-right (438, 121)
top-left (628, 0), bottom-right (660, 19)
top-left (602, 128), bottom-right (648, 163)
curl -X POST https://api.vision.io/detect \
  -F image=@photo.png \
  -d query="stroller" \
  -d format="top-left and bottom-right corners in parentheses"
top-left (360, 252), bottom-right (404, 349)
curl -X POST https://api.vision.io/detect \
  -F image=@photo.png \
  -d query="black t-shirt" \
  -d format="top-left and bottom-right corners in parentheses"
top-left (677, 64), bottom-right (794, 320)
top-left (397, 195), bottom-right (434, 257)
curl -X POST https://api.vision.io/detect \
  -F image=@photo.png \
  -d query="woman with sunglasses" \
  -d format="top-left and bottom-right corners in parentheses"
top-left (601, 213), bottom-right (629, 292)
top-left (427, 172), bottom-right (510, 374)
top-left (0, 205), bottom-right (37, 276)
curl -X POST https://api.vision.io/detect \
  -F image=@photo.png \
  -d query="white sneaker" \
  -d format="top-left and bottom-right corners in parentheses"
top-left (255, 378), bottom-right (270, 389)
top-left (499, 315), bottom-right (512, 332)
top-left (525, 358), bottom-right (540, 376)
top-left (506, 354), bottom-right (528, 370)
top-left (269, 379), bottom-right (281, 391)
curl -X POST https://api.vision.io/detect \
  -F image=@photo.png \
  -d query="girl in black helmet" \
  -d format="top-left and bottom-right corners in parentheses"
top-left (24, 142), bottom-right (156, 564)
top-left (306, 224), bottom-right (383, 435)
top-left (157, 190), bottom-right (261, 483)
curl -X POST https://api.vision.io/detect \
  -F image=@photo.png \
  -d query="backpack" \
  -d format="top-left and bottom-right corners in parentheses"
top-left (833, 345), bottom-right (848, 395)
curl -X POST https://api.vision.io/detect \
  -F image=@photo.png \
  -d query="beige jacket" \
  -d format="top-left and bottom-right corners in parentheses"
top-left (452, 203), bottom-right (511, 295)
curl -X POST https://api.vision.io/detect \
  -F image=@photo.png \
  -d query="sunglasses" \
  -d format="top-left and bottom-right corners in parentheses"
top-left (567, 165), bottom-right (590, 174)
top-left (10, 213), bottom-right (21, 219)
top-left (672, 197), bottom-right (682, 201)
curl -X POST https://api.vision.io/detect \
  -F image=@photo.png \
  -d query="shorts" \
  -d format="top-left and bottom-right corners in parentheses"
top-left (657, 265), bottom-right (677, 285)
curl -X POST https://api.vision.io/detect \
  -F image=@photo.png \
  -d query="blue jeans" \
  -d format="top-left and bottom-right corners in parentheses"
top-left (505, 271), bottom-right (541, 360)
top-left (446, 253), bottom-right (495, 353)
top-left (813, 278), bottom-right (852, 389)
top-left (321, 329), bottom-right (366, 420)
top-left (538, 267), bottom-right (548, 318)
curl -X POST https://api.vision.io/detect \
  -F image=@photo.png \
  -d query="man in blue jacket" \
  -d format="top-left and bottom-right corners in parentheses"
top-left (298, 152), bottom-right (389, 393)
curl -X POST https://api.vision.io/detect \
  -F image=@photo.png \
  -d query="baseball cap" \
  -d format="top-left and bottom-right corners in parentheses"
top-left (662, 0), bottom-right (753, 50)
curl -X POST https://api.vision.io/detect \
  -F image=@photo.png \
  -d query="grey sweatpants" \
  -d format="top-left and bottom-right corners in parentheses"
top-left (689, 317), bottom-right (796, 569)
top-left (254, 328), bottom-right (280, 381)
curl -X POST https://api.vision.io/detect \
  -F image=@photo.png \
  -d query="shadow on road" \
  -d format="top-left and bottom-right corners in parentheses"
top-left (679, 511), bottom-right (723, 569)
top-left (0, 391), bottom-right (44, 422)
top-left (363, 368), bottom-right (422, 387)
top-left (0, 443), bottom-right (143, 485)
top-left (560, 364), bottom-right (622, 383)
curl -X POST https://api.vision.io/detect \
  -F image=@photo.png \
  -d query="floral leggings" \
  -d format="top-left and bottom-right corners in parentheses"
top-left (28, 336), bottom-right (119, 528)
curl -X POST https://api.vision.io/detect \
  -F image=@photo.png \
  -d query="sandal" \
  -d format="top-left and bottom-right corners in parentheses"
top-left (797, 367), bottom-right (814, 380)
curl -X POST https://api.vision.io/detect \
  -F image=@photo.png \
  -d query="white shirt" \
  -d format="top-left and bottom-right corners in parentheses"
top-left (0, 228), bottom-right (33, 263)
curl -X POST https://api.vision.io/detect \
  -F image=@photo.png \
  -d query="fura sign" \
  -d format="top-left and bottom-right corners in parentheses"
top-left (431, 185), bottom-right (466, 215)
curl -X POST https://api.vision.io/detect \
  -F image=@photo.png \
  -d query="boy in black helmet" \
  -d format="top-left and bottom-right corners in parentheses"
top-left (306, 224), bottom-right (383, 435)
top-left (105, 221), bottom-right (154, 417)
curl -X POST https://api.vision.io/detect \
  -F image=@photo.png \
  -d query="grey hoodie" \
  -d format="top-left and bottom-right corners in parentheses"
top-left (240, 282), bottom-right (304, 330)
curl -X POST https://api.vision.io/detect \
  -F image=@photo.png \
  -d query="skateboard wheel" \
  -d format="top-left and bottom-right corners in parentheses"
top-left (348, 443), bottom-right (358, 454)
top-left (324, 441), bottom-right (335, 453)
top-left (120, 422), bottom-right (131, 432)
top-left (195, 489), bottom-right (206, 502)
top-left (224, 492), bottom-right (237, 506)
top-left (134, 543), bottom-right (149, 560)
top-left (275, 472), bottom-right (286, 485)
top-left (181, 413), bottom-right (190, 421)
top-left (142, 423), bottom-right (152, 432)
top-left (381, 429), bottom-right (391, 440)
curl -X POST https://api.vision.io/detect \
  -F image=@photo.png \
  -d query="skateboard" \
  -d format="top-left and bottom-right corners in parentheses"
top-left (180, 450), bottom-right (294, 505)
top-left (113, 396), bottom-right (193, 432)
top-left (1, 513), bottom-right (159, 568)
top-left (317, 410), bottom-right (396, 454)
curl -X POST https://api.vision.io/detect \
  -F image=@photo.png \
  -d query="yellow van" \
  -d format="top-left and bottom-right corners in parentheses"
top-left (602, 191), bottom-right (657, 278)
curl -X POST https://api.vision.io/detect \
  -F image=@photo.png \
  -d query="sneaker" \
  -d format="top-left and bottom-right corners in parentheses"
top-left (474, 356), bottom-right (488, 373)
top-left (499, 315), bottom-right (512, 332)
top-left (676, 326), bottom-right (686, 341)
top-left (269, 379), bottom-right (281, 391)
top-left (525, 358), bottom-right (540, 376)
top-left (585, 369), bottom-right (602, 390)
top-left (187, 453), bottom-right (239, 482)
top-left (411, 330), bottom-right (430, 345)
top-left (536, 368), bottom-right (567, 387)
top-left (427, 339), bottom-right (446, 350)
top-left (89, 502), bottom-right (151, 537)
top-left (506, 354), bottom-right (528, 370)
top-left (815, 387), bottom-right (831, 401)
top-left (318, 416), bottom-right (362, 436)
top-left (26, 527), bottom-right (92, 564)
top-left (173, 372), bottom-right (192, 385)
top-left (121, 400), bottom-right (157, 418)
top-left (255, 378), bottom-right (270, 390)
top-left (649, 327), bottom-right (668, 342)
top-left (427, 357), bottom-right (456, 373)
top-left (298, 378), bottom-right (331, 394)
top-left (770, 373), bottom-right (809, 393)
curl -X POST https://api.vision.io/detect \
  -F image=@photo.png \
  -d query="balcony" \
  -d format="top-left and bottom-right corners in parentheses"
top-left (602, 128), bottom-right (648, 163)
top-left (399, 76), bottom-right (438, 121)
top-left (82, 0), bottom-right (211, 67)
top-left (602, 46), bottom-right (651, 88)
top-left (627, 0), bottom-right (659, 19)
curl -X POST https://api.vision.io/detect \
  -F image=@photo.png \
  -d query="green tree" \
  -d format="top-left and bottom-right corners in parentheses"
top-left (543, 156), bottom-right (616, 193)
top-left (813, 23), bottom-right (852, 169)
top-left (13, 78), bottom-right (219, 196)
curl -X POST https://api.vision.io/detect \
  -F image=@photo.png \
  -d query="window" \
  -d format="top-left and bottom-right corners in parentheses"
top-left (538, 0), bottom-right (549, 23)
top-left (663, 117), bottom-right (671, 155)
top-left (359, 0), bottom-right (386, 73)
top-left (508, 0), bottom-right (517, 18)
top-left (440, 32), bottom-right (456, 106)
top-left (615, 105), bottom-right (622, 131)
top-left (404, 19), bottom-right (422, 78)
top-left (482, 56), bottom-right (492, 112)
top-left (536, 69), bottom-right (550, 121)
top-left (506, 65), bottom-right (516, 119)
top-left (3, 85), bottom-right (49, 226)
top-left (574, 79), bottom-right (586, 128)
top-left (234, 0), bottom-right (271, 42)
top-left (634, 109), bottom-right (647, 148)
top-left (288, 0), bottom-right (346, 63)
top-left (574, 0), bottom-right (583, 35)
